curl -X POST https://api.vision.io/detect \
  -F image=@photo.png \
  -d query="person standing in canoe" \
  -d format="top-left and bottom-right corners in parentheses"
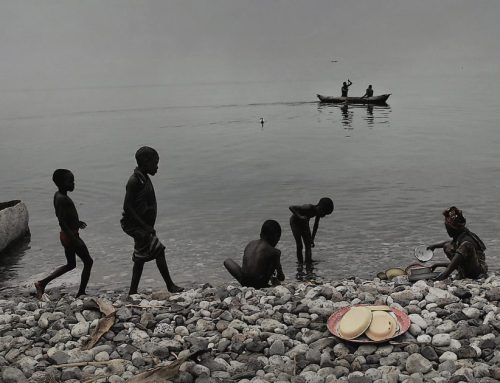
top-left (341, 79), bottom-right (352, 97)
top-left (361, 85), bottom-right (374, 98)
top-left (427, 206), bottom-right (488, 280)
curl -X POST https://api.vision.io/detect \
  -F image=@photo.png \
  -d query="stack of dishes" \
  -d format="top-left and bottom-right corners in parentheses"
top-left (328, 305), bottom-right (406, 343)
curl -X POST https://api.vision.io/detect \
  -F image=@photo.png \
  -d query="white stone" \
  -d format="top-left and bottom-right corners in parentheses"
top-left (426, 287), bottom-right (458, 304)
top-left (260, 318), bottom-right (283, 332)
top-left (448, 339), bottom-right (461, 352)
top-left (439, 351), bottom-right (457, 362)
top-left (190, 364), bottom-right (210, 377)
top-left (174, 326), bottom-right (189, 336)
top-left (409, 314), bottom-right (428, 329)
top-left (432, 334), bottom-right (451, 347)
top-left (462, 307), bottom-right (481, 319)
top-left (130, 328), bottom-right (149, 342)
top-left (417, 335), bottom-right (432, 344)
top-left (409, 324), bottom-right (423, 337)
top-left (436, 320), bottom-right (454, 333)
top-left (71, 321), bottom-right (89, 338)
top-left (94, 351), bottom-right (110, 362)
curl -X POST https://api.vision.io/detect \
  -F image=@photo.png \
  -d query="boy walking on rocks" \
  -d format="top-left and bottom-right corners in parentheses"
top-left (121, 146), bottom-right (183, 295)
top-left (35, 169), bottom-right (93, 299)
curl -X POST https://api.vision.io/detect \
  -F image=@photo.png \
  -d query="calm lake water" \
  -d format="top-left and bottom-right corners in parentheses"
top-left (1, 75), bottom-right (499, 290)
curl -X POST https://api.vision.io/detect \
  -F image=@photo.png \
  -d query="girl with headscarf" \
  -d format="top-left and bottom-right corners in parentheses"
top-left (427, 206), bottom-right (487, 280)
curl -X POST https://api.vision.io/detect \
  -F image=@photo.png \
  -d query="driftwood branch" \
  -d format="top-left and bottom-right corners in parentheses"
top-left (52, 359), bottom-right (129, 369)
top-left (126, 350), bottom-right (207, 383)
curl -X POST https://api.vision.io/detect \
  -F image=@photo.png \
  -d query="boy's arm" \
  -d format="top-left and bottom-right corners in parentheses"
top-left (289, 205), bottom-right (310, 220)
top-left (430, 262), bottom-right (449, 271)
top-left (123, 178), bottom-right (155, 234)
top-left (273, 249), bottom-right (285, 281)
top-left (311, 216), bottom-right (320, 243)
top-left (427, 241), bottom-right (448, 251)
top-left (434, 252), bottom-right (464, 280)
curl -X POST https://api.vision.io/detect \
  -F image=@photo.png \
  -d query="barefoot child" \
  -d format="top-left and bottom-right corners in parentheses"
top-left (289, 197), bottom-right (334, 264)
top-left (224, 220), bottom-right (284, 288)
top-left (35, 169), bottom-right (93, 299)
top-left (121, 146), bottom-right (183, 295)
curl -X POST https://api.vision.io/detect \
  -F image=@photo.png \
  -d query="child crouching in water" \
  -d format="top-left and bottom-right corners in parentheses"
top-left (289, 197), bottom-right (334, 264)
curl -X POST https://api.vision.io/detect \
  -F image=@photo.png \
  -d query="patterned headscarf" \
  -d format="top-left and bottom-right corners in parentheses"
top-left (443, 206), bottom-right (466, 229)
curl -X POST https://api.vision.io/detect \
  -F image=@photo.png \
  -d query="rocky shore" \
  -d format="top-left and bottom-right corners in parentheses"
top-left (1, 274), bottom-right (499, 383)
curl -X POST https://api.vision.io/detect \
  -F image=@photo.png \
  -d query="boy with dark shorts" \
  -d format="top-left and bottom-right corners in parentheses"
top-left (35, 169), bottom-right (93, 299)
top-left (224, 220), bottom-right (284, 289)
top-left (121, 146), bottom-right (183, 295)
top-left (289, 197), bottom-right (334, 264)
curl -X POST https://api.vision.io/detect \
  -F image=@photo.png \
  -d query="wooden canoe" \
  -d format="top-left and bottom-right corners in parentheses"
top-left (0, 200), bottom-right (30, 253)
top-left (317, 94), bottom-right (391, 104)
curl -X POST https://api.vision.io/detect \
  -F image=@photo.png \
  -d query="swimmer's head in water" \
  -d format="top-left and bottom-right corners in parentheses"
top-left (260, 219), bottom-right (281, 246)
top-left (317, 197), bottom-right (334, 217)
top-left (53, 169), bottom-right (74, 191)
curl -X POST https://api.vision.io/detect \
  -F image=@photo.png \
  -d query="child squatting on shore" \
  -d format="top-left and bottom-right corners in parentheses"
top-left (289, 197), bottom-right (334, 264)
top-left (427, 206), bottom-right (488, 280)
top-left (121, 146), bottom-right (183, 295)
top-left (35, 169), bottom-right (93, 299)
top-left (224, 220), bottom-right (285, 289)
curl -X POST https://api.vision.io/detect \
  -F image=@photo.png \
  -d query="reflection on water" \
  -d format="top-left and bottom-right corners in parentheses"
top-left (0, 237), bottom-right (30, 285)
top-left (341, 104), bottom-right (353, 129)
top-left (317, 103), bottom-right (391, 129)
top-left (366, 104), bottom-right (374, 126)
top-left (296, 261), bottom-right (322, 283)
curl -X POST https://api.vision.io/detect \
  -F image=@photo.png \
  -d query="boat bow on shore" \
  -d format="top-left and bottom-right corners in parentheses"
top-left (0, 200), bottom-right (30, 253)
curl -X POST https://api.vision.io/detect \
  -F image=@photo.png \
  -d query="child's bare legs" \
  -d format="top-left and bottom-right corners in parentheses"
top-left (304, 242), bottom-right (313, 264)
top-left (36, 242), bottom-right (93, 299)
top-left (129, 261), bottom-right (144, 295)
top-left (75, 243), bottom-right (93, 297)
top-left (224, 258), bottom-right (245, 285)
top-left (290, 216), bottom-right (304, 263)
top-left (290, 216), bottom-right (313, 264)
top-left (156, 253), bottom-right (183, 293)
top-left (129, 254), bottom-right (183, 295)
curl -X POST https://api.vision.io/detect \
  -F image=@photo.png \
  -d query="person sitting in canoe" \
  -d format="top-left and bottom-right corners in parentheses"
top-left (427, 206), bottom-right (488, 280)
top-left (361, 85), bottom-right (374, 99)
top-left (341, 79), bottom-right (352, 97)
top-left (223, 220), bottom-right (285, 289)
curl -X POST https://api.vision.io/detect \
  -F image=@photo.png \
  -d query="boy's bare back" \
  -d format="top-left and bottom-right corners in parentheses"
top-left (242, 239), bottom-right (281, 279)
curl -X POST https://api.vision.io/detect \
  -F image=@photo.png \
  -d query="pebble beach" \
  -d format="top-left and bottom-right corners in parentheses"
top-left (1, 274), bottom-right (499, 383)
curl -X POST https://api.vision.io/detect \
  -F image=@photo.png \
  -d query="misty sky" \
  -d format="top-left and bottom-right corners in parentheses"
top-left (1, 0), bottom-right (499, 89)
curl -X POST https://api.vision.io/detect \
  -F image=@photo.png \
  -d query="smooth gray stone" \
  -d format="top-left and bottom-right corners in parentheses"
top-left (2, 367), bottom-right (28, 383)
